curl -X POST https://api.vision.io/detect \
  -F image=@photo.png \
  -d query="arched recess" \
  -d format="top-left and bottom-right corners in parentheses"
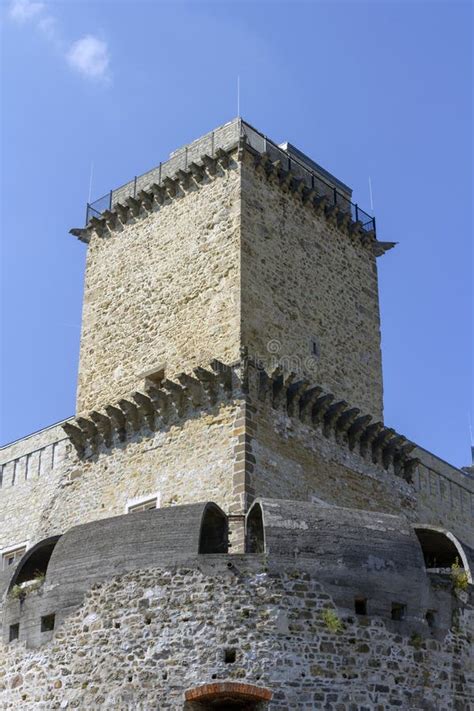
top-left (185, 682), bottom-right (272, 709)
top-left (414, 526), bottom-right (472, 583)
top-left (246, 502), bottom-right (265, 554)
top-left (198, 504), bottom-right (228, 554)
top-left (7, 536), bottom-right (62, 591)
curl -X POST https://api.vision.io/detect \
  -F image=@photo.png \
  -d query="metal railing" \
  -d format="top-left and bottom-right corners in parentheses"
top-left (86, 119), bottom-right (376, 235)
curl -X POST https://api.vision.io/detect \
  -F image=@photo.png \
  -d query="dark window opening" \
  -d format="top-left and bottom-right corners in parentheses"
top-left (246, 503), bottom-right (264, 554)
top-left (224, 648), bottom-right (236, 664)
top-left (9, 623), bottom-right (19, 642)
top-left (310, 338), bottom-right (320, 358)
top-left (199, 504), bottom-right (228, 554)
top-left (354, 598), bottom-right (367, 615)
top-left (8, 536), bottom-right (61, 591)
top-left (414, 528), bottom-right (467, 571)
top-left (425, 610), bottom-right (436, 628)
top-left (41, 614), bottom-right (55, 632)
top-left (391, 603), bottom-right (406, 621)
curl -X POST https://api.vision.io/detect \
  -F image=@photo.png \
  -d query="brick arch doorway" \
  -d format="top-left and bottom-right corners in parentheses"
top-left (185, 682), bottom-right (272, 710)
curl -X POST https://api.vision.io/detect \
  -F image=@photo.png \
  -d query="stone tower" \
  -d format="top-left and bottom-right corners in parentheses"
top-left (76, 119), bottom-right (385, 420)
top-left (0, 118), bottom-right (472, 709)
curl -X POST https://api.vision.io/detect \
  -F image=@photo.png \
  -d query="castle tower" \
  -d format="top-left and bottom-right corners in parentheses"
top-left (1, 118), bottom-right (472, 709)
top-left (75, 119), bottom-right (386, 420)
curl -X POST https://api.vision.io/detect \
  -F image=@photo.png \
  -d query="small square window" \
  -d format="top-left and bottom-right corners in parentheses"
top-left (9, 623), bottom-right (19, 642)
top-left (2, 547), bottom-right (26, 570)
top-left (425, 610), bottom-right (436, 628)
top-left (41, 614), bottom-right (55, 632)
top-left (354, 598), bottom-right (367, 616)
top-left (391, 603), bottom-right (406, 621)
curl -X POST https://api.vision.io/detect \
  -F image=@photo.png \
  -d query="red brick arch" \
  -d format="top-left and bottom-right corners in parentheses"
top-left (185, 682), bottom-right (272, 703)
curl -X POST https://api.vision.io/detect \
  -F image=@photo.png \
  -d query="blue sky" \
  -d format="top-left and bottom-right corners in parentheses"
top-left (1, 0), bottom-right (472, 468)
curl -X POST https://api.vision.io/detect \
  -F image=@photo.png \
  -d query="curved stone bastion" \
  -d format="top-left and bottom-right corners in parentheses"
top-left (0, 500), bottom-right (472, 709)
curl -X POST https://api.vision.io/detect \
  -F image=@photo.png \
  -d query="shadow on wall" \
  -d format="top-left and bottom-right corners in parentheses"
top-left (8, 536), bottom-right (62, 593)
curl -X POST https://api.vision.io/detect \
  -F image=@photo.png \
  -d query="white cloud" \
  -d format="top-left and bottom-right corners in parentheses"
top-left (67, 35), bottom-right (110, 80)
top-left (9, 0), bottom-right (44, 23)
top-left (8, 2), bottom-right (111, 83)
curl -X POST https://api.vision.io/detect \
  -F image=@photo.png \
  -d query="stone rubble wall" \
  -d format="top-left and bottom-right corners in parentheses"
top-left (0, 564), bottom-right (472, 710)
top-left (240, 154), bottom-right (384, 421)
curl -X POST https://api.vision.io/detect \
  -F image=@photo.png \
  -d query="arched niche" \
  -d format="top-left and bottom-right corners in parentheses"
top-left (246, 502), bottom-right (265, 554)
top-left (185, 681), bottom-right (272, 709)
top-left (414, 526), bottom-right (472, 582)
top-left (198, 503), bottom-right (228, 554)
top-left (8, 535), bottom-right (62, 591)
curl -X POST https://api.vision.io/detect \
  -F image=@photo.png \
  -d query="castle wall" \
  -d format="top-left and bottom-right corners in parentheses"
top-left (1, 563), bottom-right (472, 709)
top-left (245, 393), bottom-right (474, 549)
top-left (77, 163), bottom-right (242, 413)
top-left (0, 403), bottom-right (240, 563)
top-left (240, 156), bottom-right (384, 420)
top-left (247, 394), bottom-right (416, 516)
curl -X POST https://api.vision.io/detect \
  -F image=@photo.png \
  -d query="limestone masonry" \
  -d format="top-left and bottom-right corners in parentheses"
top-left (1, 118), bottom-right (472, 710)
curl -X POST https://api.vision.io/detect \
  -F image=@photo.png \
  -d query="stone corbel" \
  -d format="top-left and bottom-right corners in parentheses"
top-left (210, 360), bottom-right (233, 395)
top-left (336, 211), bottom-right (351, 231)
top-left (371, 427), bottom-right (396, 464)
top-left (75, 416), bottom-right (98, 450)
top-left (161, 378), bottom-right (186, 417)
top-left (126, 196), bottom-right (142, 217)
top-left (311, 394), bottom-right (334, 427)
top-left (89, 216), bottom-right (107, 236)
top-left (334, 407), bottom-right (360, 441)
top-left (347, 414), bottom-right (372, 450)
top-left (188, 162), bottom-right (205, 182)
top-left (286, 380), bottom-right (309, 418)
top-left (177, 373), bottom-right (206, 407)
top-left (69, 228), bottom-right (90, 244)
top-left (137, 190), bottom-right (154, 211)
top-left (162, 176), bottom-right (178, 197)
top-left (90, 411), bottom-right (112, 448)
top-left (325, 204), bottom-right (338, 225)
top-left (313, 195), bottom-right (327, 216)
top-left (118, 398), bottom-right (141, 431)
top-left (62, 422), bottom-right (86, 456)
top-left (215, 147), bottom-right (230, 168)
top-left (132, 391), bottom-right (155, 429)
top-left (298, 386), bottom-right (323, 423)
top-left (114, 203), bottom-right (130, 224)
top-left (201, 154), bottom-right (217, 176)
top-left (176, 169), bottom-right (192, 190)
top-left (146, 386), bottom-right (170, 422)
top-left (359, 421), bottom-right (383, 458)
top-left (323, 400), bottom-right (348, 437)
top-left (150, 183), bottom-right (166, 203)
top-left (193, 367), bottom-right (219, 405)
top-left (102, 210), bottom-right (118, 229)
top-left (105, 405), bottom-right (127, 441)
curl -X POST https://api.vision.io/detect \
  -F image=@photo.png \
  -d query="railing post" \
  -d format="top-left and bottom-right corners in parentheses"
top-left (159, 162), bottom-right (162, 185)
top-left (133, 176), bottom-right (137, 198)
top-left (85, 203), bottom-right (90, 225)
top-left (333, 187), bottom-right (337, 205)
top-left (109, 190), bottom-right (112, 210)
top-left (372, 216), bottom-right (377, 235)
top-left (211, 131), bottom-right (215, 157)
top-left (355, 203), bottom-right (359, 222)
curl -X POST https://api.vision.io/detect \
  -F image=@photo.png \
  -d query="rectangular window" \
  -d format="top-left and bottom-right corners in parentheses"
top-left (127, 497), bottom-right (158, 514)
top-left (41, 614), bottom-right (55, 632)
top-left (2, 546), bottom-right (26, 570)
top-left (9, 623), bottom-right (19, 643)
